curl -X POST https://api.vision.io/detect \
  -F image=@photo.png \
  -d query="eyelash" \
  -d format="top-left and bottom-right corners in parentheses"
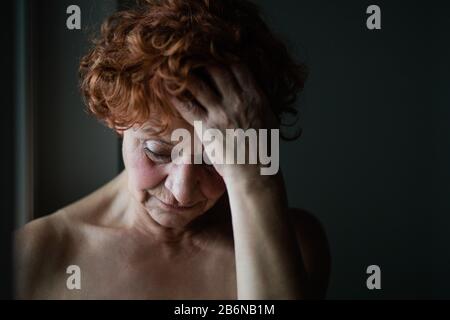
top-left (144, 147), bottom-right (171, 163)
top-left (143, 145), bottom-right (216, 170)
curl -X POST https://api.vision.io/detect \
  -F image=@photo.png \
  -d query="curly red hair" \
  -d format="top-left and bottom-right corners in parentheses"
top-left (79, 0), bottom-right (308, 138)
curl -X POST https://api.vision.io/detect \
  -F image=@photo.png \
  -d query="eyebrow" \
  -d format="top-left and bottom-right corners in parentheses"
top-left (152, 139), bottom-right (174, 146)
top-left (136, 126), bottom-right (174, 145)
top-left (143, 137), bottom-right (175, 147)
top-left (138, 125), bottom-right (158, 134)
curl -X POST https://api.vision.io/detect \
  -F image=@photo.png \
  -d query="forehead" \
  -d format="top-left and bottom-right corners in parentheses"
top-left (133, 117), bottom-right (194, 140)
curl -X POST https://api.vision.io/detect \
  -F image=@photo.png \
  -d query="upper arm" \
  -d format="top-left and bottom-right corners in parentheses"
top-left (289, 208), bottom-right (331, 299)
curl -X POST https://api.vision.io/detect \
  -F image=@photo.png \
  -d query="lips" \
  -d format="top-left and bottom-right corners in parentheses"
top-left (156, 198), bottom-right (198, 212)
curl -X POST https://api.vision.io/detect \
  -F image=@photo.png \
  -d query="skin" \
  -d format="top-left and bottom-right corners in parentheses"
top-left (14, 64), bottom-right (331, 299)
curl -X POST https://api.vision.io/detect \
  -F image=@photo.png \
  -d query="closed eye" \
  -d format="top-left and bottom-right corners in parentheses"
top-left (144, 147), bottom-right (171, 163)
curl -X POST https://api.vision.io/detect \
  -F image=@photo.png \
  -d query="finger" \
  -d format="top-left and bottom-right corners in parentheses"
top-left (170, 96), bottom-right (206, 126)
top-left (185, 74), bottom-right (221, 112)
top-left (206, 65), bottom-right (241, 101)
top-left (230, 63), bottom-right (260, 94)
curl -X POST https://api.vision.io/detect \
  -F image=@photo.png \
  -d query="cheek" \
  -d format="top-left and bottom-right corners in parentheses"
top-left (126, 150), bottom-right (166, 191)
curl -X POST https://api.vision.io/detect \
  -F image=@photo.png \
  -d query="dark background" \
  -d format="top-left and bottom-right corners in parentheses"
top-left (3, 0), bottom-right (449, 299)
top-left (1, 0), bottom-right (14, 301)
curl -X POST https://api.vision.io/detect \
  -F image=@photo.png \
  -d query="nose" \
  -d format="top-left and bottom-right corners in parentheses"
top-left (164, 163), bottom-right (201, 206)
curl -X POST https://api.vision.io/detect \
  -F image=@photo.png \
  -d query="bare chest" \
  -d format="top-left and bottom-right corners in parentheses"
top-left (43, 240), bottom-right (237, 299)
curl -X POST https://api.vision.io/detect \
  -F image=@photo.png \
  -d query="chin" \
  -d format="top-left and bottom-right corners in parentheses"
top-left (146, 207), bottom-right (199, 229)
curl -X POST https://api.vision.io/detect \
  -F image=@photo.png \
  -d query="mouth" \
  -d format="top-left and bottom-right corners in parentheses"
top-left (155, 198), bottom-right (199, 212)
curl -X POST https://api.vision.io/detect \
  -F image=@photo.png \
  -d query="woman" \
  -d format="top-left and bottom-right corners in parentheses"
top-left (15, 0), bottom-right (330, 299)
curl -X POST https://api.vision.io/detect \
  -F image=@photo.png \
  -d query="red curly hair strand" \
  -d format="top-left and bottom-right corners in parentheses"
top-left (79, 0), bottom-right (308, 138)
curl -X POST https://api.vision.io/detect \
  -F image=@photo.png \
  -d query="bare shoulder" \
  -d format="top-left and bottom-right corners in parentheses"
top-left (289, 208), bottom-right (331, 299)
top-left (14, 188), bottom-right (111, 275)
top-left (15, 210), bottom-right (70, 261)
top-left (14, 182), bottom-right (129, 299)
top-left (14, 210), bottom-right (71, 298)
top-left (14, 194), bottom-right (98, 263)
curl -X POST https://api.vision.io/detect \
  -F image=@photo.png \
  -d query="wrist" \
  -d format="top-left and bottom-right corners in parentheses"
top-left (222, 164), bottom-right (282, 190)
top-left (222, 164), bottom-right (259, 183)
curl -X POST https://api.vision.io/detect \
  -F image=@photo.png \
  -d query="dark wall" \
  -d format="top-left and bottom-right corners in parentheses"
top-left (258, 0), bottom-right (448, 298)
top-left (32, 0), bottom-right (119, 217)
top-left (430, 3), bottom-right (450, 299)
top-left (1, 0), bottom-right (15, 300)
